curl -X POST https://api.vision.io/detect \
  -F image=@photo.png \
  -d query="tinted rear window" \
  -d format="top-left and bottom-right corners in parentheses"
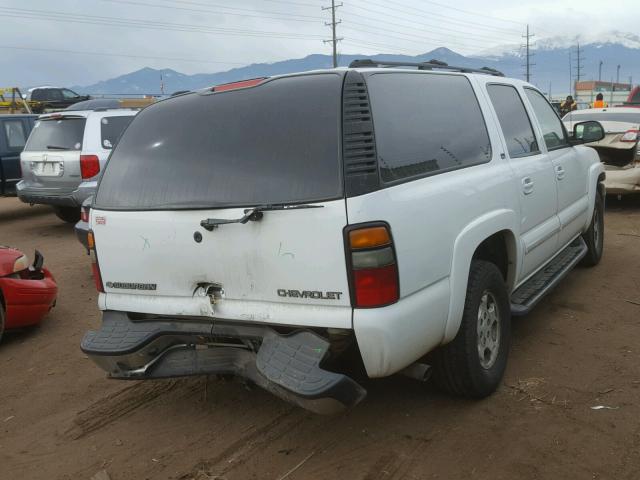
top-left (100, 115), bottom-right (134, 149)
top-left (24, 117), bottom-right (86, 151)
top-left (366, 73), bottom-right (492, 183)
top-left (95, 74), bottom-right (343, 210)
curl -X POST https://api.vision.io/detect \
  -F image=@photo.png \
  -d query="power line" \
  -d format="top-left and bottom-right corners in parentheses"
top-left (383, 0), bottom-right (526, 27)
top-left (343, 17), bottom-right (518, 47)
top-left (152, 0), bottom-right (323, 20)
top-left (0, 7), bottom-right (325, 40)
top-left (322, 1), bottom-right (342, 68)
top-left (0, 45), bottom-right (246, 65)
top-left (100, 0), bottom-right (323, 22)
top-left (342, 24), bottom-right (510, 51)
top-left (345, 0), bottom-right (522, 36)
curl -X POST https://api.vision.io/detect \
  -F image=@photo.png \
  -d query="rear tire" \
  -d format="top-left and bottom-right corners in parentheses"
top-left (432, 260), bottom-right (511, 398)
top-left (53, 206), bottom-right (81, 223)
top-left (580, 191), bottom-right (604, 267)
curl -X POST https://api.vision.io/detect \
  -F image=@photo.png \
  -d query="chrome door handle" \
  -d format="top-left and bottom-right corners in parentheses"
top-left (522, 177), bottom-right (534, 195)
top-left (555, 165), bottom-right (565, 180)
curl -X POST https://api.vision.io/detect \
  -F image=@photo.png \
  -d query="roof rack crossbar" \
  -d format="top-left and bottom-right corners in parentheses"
top-left (348, 59), bottom-right (504, 77)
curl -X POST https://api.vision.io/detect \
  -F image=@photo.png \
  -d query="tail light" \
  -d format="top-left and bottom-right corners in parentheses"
top-left (80, 155), bottom-right (100, 179)
top-left (621, 129), bottom-right (639, 142)
top-left (345, 224), bottom-right (399, 308)
top-left (87, 231), bottom-right (104, 292)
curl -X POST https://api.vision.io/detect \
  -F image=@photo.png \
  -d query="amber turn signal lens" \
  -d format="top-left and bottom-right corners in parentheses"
top-left (87, 231), bottom-right (95, 249)
top-left (349, 226), bottom-right (391, 249)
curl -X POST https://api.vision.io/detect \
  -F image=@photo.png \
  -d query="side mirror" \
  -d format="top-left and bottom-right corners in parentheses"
top-left (571, 120), bottom-right (605, 144)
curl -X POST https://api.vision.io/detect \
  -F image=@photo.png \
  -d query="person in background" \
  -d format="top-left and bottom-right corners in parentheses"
top-left (590, 93), bottom-right (608, 109)
top-left (560, 95), bottom-right (578, 116)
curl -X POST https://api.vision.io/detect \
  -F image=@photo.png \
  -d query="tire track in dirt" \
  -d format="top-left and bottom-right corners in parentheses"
top-left (178, 407), bottom-right (305, 479)
top-left (63, 379), bottom-right (196, 440)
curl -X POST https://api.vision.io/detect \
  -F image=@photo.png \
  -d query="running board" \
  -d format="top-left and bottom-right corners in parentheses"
top-left (511, 237), bottom-right (587, 316)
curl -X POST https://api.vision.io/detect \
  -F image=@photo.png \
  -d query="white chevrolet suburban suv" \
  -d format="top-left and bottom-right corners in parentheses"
top-left (82, 61), bottom-right (606, 414)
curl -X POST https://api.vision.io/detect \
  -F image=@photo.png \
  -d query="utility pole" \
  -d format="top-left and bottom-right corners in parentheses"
top-left (322, 0), bottom-right (342, 68)
top-left (521, 24), bottom-right (535, 82)
top-left (573, 42), bottom-right (584, 97)
top-left (569, 52), bottom-right (572, 96)
top-left (598, 60), bottom-right (603, 81)
top-left (616, 64), bottom-right (621, 84)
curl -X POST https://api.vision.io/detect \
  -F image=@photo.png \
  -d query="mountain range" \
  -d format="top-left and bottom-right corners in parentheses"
top-left (73, 31), bottom-right (640, 98)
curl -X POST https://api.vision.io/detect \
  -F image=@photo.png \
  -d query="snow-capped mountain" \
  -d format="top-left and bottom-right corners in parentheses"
top-left (476, 30), bottom-right (640, 58)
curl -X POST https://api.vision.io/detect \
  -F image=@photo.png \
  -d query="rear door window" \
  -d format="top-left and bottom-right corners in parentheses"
top-left (487, 84), bottom-right (539, 158)
top-left (95, 73), bottom-right (343, 210)
top-left (100, 115), bottom-right (134, 149)
top-left (24, 117), bottom-right (86, 151)
top-left (367, 72), bottom-right (492, 183)
top-left (3, 119), bottom-right (27, 149)
top-left (524, 88), bottom-right (569, 150)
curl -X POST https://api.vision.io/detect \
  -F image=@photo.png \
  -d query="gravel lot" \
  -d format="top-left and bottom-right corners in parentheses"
top-left (1, 196), bottom-right (640, 480)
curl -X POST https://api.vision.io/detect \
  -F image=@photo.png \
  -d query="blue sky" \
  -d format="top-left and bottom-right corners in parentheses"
top-left (1, 0), bottom-right (638, 86)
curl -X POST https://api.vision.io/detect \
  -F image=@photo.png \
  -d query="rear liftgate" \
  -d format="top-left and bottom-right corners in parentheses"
top-left (82, 312), bottom-right (366, 415)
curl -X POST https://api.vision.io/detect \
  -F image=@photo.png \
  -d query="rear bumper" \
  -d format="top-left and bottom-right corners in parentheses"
top-left (81, 311), bottom-right (366, 414)
top-left (15, 180), bottom-right (94, 207)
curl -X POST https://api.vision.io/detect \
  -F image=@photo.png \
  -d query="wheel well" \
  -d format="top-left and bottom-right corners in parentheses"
top-left (472, 231), bottom-right (516, 287)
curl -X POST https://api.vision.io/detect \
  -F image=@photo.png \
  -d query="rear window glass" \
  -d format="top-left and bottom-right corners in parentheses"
top-left (366, 73), bottom-right (492, 183)
top-left (95, 73), bottom-right (343, 210)
top-left (3, 120), bottom-right (27, 149)
top-left (100, 115), bottom-right (133, 149)
top-left (24, 117), bottom-right (86, 151)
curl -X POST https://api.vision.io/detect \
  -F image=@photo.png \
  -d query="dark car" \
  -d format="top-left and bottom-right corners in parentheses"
top-left (29, 88), bottom-right (90, 113)
top-left (0, 114), bottom-right (37, 195)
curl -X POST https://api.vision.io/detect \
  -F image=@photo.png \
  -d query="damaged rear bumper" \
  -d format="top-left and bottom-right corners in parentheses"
top-left (81, 311), bottom-right (366, 414)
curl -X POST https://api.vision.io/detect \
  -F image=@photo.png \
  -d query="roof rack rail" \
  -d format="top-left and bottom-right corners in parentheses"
top-left (348, 59), bottom-right (504, 77)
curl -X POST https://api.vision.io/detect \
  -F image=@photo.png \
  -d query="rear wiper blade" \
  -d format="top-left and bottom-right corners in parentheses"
top-left (46, 145), bottom-right (70, 150)
top-left (200, 204), bottom-right (323, 231)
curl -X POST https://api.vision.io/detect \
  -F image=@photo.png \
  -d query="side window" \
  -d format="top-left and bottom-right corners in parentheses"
top-left (3, 120), bottom-right (27, 149)
top-left (100, 116), bottom-right (134, 149)
top-left (62, 89), bottom-right (79, 99)
top-left (367, 73), bottom-right (492, 183)
top-left (31, 89), bottom-right (43, 101)
top-left (524, 88), bottom-right (568, 150)
top-left (487, 84), bottom-right (539, 158)
top-left (49, 90), bottom-right (63, 101)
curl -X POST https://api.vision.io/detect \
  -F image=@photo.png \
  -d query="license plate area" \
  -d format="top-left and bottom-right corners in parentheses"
top-left (32, 161), bottom-right (63, 177)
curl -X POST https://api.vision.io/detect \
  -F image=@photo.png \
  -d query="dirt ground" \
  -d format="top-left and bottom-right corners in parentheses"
top-left (1, 196), bottom-right (640, 480)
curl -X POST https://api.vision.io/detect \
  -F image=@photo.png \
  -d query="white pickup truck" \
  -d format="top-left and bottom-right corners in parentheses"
top-left (81, 61), bottom-right (606, 413)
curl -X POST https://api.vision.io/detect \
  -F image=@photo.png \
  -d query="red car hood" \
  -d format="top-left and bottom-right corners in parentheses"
top-left (0, 246), bottom-right (26, 276)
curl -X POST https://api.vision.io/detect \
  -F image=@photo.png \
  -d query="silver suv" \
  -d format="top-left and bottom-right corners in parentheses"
top-left (17, 109), bottom-right (137, 222)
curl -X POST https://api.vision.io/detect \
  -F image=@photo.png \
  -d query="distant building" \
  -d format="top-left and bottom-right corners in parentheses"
top-left (575, 80), bottom-right (633, 106)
